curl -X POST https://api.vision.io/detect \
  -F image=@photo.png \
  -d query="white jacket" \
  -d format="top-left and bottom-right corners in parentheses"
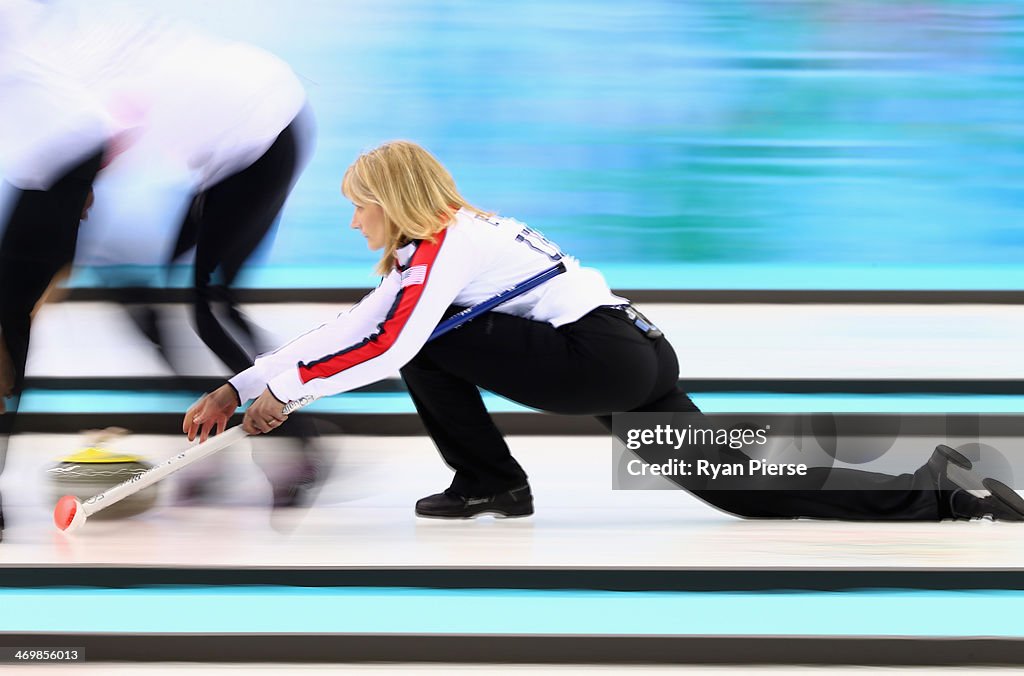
top-left (0, 0), bottom-right (306, 190)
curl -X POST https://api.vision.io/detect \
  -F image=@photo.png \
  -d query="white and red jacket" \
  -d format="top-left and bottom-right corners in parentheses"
top-left (229, 209), bottom-right (625, 404)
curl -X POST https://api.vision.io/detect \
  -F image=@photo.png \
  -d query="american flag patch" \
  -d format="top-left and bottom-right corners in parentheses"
top-left (401, 264), bottom-right (428, 287)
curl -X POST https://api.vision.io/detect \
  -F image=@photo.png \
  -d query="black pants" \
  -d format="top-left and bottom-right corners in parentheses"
top-left (170, 123), bottom-right (299, 373)
top-left (0, 149), bottom-right (105, 534)
top-left (167, 121), bottom-right (319, 450)
top-left (400, 306), bottom-right (950, 521)
top-left (0, 149), bottom-right (105, 394)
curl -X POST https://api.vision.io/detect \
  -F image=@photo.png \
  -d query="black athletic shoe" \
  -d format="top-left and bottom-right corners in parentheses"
top-left (950, 479), bottom-right (1024, 522)
top-left (415, 485), bottom-right (534, 519)
top-left (931, 444), bottom-right (1024, 521)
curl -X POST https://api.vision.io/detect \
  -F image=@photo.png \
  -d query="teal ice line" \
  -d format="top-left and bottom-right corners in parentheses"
top-left (16, 390), bottom-right (1024, 415)
top-left (0, 587), bottom-right (1022, 637)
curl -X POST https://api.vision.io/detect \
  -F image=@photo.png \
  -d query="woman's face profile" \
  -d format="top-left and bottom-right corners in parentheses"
top-left (350, 202), bottom-right (387, 250)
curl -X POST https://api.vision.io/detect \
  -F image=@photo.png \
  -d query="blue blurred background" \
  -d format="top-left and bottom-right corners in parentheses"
top-left (68, 0), bottom-right (1024, 290)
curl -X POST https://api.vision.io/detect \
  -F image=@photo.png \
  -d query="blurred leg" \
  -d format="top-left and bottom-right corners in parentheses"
top-left (0, 149), bottom-right (103, 391)
top-left (189, 123), bottom-right (298, 373)
top-left (179, 123), bottom-right (325, 507)
top-left (0, 148), bottom-right (103, 536)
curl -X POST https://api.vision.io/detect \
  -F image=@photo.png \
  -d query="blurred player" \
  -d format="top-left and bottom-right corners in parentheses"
top-left (0, 0), bottom-right (324, 537)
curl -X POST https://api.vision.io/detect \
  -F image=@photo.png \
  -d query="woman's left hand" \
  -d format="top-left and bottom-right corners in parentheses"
top-left (243, 388), bottom-right (290, 435)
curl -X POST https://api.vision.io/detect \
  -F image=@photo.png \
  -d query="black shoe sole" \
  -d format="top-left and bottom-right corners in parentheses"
top-left (935, 444), bottom-right (973, 471)
top-left (982, 478), bottom-right (1024, 520)
top-left (415, 506), bottom-right (535, 520)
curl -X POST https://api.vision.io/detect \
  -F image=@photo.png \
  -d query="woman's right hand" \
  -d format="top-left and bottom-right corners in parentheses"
top-left (183, 383), bottom-right (240, 442)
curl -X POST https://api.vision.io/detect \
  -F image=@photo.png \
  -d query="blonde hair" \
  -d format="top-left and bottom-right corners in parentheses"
top-left (341, 140), bottom-right (490, 275)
